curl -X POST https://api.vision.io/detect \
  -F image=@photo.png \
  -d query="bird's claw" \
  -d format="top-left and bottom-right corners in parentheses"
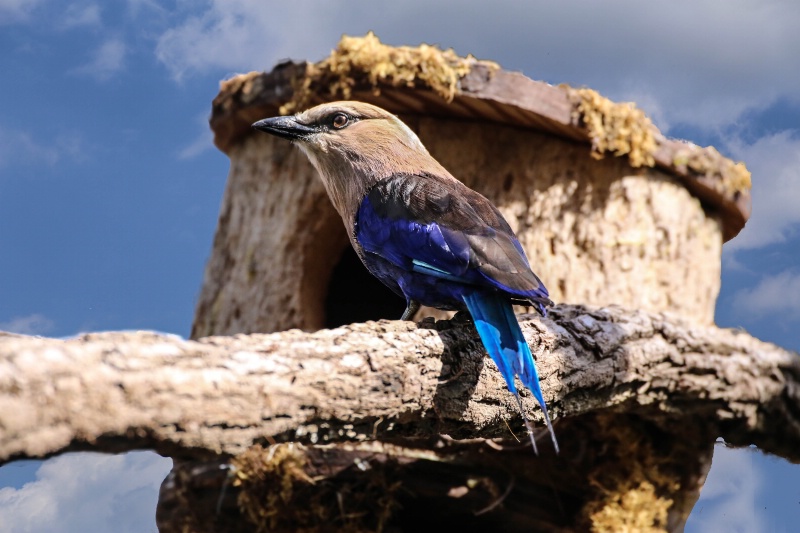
top-left (451, 310), bottom-right (474, 325)
top-left (400, 300), bottom-right (421, 321)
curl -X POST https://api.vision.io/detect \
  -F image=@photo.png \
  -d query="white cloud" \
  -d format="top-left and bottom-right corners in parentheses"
top-left (126, 0), bottom-right (165, 18)
top-left (153, 0), bottom-right (800, 132)
top-left (0, 128), bottom-right (59, 167)
top-left (60, 3), bottom-right (101, 29)
top-left (0, 126), bottom-right (85, 168)
top-left (723, 131), bottom-right (800, 251)
top-left (688, 446), bottom-right (766, 533)
top-left (72, 38), bottom-right (126, 81)
top-left (0, 0), bottom-right (45, 24)
top-left (155, 1), bottom-right (329, 82)
top-left (730, 270), bottom-right (800, 319)
top-left (0, 314), bottom-right (54, 335)
top-left (177, 112), bottom-right (213, 160)
top-left (0, 452), bottom-right (172, 533)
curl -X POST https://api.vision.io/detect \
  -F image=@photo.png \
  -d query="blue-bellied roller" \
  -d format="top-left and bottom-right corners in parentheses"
top-left (253, 102), bottom-right (558, 453)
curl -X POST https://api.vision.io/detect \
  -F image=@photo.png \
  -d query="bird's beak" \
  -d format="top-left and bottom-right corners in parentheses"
top-left (252, 116), bottom-right (316, 141)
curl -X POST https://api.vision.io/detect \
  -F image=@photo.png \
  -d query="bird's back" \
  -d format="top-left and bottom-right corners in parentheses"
top-left (354, 172), bottom-right (551, 312)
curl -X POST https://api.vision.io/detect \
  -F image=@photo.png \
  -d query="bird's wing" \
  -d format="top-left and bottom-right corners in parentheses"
top-left (355, 173), bottom-right (550, 305)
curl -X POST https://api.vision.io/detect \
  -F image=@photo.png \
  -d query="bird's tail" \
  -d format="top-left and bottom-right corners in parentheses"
top-left (463, 291), bottom-right (559, 454)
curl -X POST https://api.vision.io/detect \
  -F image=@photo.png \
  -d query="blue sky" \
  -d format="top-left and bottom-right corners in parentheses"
top-left (1, 1), bottom-right (799, 531)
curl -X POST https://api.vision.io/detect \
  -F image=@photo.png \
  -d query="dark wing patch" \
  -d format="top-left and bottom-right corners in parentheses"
top-left (358, 173), bottom-right (550, 304)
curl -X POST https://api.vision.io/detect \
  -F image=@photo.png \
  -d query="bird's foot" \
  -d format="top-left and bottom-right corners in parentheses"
top-left (400, 300), bottom-right (421, 321)
top-left (451, 310), bottom-right (473, 325)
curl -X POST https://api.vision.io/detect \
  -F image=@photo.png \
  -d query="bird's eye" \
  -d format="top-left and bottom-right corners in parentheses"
top-left (331, 113), bottom-right (349, 129)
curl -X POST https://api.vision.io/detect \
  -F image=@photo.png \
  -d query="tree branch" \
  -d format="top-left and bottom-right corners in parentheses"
top-left (1, 304), bottom-right (798, 464)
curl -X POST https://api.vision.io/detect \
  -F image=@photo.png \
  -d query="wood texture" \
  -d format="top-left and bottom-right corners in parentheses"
top-left (192, 133), bottom-right (347, 337)
top-left (4, 305), bottom-right (798, 463)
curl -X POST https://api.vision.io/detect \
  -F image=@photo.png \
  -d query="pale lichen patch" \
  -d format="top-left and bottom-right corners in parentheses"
top-left (280, 32), bottom-right (499, 114)
top-left (581, 415), bottom-right (686, 532)
top-left (589, 481), bottom-right (673, 533)
top-left (568, 87), bottom-right (658, 168)
top-left (673, 143), bottom-right (752, 194)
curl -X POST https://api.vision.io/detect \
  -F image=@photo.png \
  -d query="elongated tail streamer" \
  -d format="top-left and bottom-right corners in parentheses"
top-left (463, 291), bottom-right (559, 454)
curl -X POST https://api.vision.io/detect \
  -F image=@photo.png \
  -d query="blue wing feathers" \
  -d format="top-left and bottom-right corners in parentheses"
top-left (357, 190), bottom-right (549, 307)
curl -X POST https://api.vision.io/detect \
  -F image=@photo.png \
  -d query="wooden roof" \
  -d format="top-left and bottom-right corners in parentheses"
top-left (209, 35), bottom-right (751, 241)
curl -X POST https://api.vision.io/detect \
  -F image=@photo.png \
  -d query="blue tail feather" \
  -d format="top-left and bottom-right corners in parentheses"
top-left (462, 291), bottom-right (559, 454)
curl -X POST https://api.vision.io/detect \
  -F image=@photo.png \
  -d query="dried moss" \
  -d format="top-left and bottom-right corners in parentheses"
top-left (569, 87), bottom-right (658, 168)
top-left (569, 87), bottom-right (752, 196)
top-left (673, 144), bottom-right (752, 194)
top-left (588, 480), bottom-right (672, 533)
top-left (232, 443), bottom-right (401, 532)
top-left (233, 443), bottom-right (313, 530)
top-left (280, 32), bottom-right (499, 114)
top-left (217, 71), bottom-right (263, 108)
top-left (581, 416), bottom-right (683, 533)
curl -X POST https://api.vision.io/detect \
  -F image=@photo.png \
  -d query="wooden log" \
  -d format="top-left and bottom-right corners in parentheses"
top-left (2, 305), bottom-right (797, 531)
top-left (4, 305), bottom-right (797, 463)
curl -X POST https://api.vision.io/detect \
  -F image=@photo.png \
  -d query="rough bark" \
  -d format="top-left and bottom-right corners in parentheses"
top-left (3, 305), bottom-right (798, 462)
top-left (2, 305), bottom-right (798, 531)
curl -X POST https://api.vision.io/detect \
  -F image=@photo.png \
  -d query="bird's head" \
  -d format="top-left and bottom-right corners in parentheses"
top-left (253, 101), bottom-right (449, 223)
top-left (252, 101), bottom-right (433, 171)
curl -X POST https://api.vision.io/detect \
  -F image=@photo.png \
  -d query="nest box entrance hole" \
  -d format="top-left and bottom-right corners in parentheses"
top-left (324, 246), bottom-right (406, 328)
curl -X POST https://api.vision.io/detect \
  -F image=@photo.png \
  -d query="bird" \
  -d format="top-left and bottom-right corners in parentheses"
top-left (252, 101), bottom-right (558, 454)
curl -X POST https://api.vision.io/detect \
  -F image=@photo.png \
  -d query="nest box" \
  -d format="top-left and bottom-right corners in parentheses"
top-left (192, 34), bottom-right (751, 338)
